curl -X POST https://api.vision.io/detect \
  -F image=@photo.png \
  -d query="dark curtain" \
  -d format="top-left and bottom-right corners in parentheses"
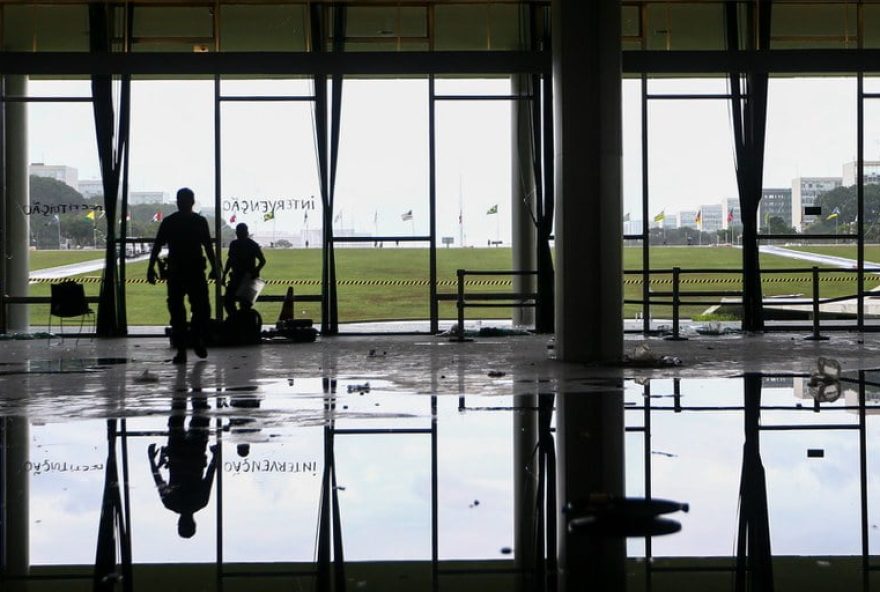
top-left (534, 7), bottom-right (555, 334)
top-left (312, 5), bottom-right (345, 335)
top-left (89, 3), bottom-right (131, 336)
top-left (734, 374), bottom-right (774, 592)
top-left (94, 420), bottom-right (132, 592)
top-left (726, 1), bottom-right (771, 332)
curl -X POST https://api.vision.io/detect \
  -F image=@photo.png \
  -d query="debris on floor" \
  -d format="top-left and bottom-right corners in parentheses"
top-left (133, 370), bottom-right (159, 384)
top-left (622, 343), bottom-right (683, 368)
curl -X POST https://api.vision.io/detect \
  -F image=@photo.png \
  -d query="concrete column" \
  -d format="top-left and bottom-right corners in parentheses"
top-left (511, 75), bottom-right (537, 328)
top-left (556, 386), bottom-right (625, 591)
top-left (4, 417), bottom-right (30, 580)
top-left (4, 75), bottom-right (29, 333)
top-left (552, 0), bottom-right (622, 362)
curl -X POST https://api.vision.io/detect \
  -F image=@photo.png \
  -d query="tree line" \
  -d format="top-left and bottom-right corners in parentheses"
top-left (29, 176), bottom-right (233, 249)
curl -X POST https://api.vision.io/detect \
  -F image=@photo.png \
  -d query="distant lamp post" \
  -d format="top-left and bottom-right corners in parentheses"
top-left (54, 214), bottom-right (62, 249)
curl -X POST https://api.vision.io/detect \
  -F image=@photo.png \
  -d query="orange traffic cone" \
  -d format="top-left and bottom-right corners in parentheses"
top-left (277, 286), bottom-right (295, 323)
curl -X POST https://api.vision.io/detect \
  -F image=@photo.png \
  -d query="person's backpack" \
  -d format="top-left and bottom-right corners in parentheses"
top-left (224, 308), bottom-right (263, 345)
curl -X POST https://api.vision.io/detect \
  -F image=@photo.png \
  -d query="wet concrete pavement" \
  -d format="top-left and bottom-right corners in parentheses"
top-left (0, 331), bottom-right (877, 421)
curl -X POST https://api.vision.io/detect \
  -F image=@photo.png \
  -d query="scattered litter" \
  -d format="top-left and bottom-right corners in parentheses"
top-left (441, 324), bottom-right (530, 338)
top-left (816, 560), bottom-right (831, 568)
top-left (632, 343), bottom-right (654, 362)
top-left (473, 499), bottom-right (480, 506)
top-left (807, 449), bottom-right (825, 458)
top-left (133, 370), bottom-right (159, 384)
top-left (813, 357), bottom-right (841, 382)
top-left (500, 547), bottom-right (512, 555)
top-left (808, 357), bottom-right (841, 402)
top-left (0, 332), bottom-right (53, 340)
top-left (693, 323), bottom-right (741, 336)
top-left (487, 370), bottom-right (506, 378)
top-left (347, 382), bottom-right (371, 394)
top-left (623, 344), bottom-right (683, 367)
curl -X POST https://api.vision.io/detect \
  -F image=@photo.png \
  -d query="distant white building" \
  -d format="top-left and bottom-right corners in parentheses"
top-left (792, 176), bottom-right (842, 230)
top-left (679, 210), bottom-right (698, 229)
top-left (722, 197), bottom-right (741, 229)
top-left (78, 182), bottom-right (169, 205)
top-left (759, 188), bottom-right (793, 228)
top-left (842, 160), bottom-right (880, 187)
top-left (699, 204), bottom-right (723, 232)
top-left (30, 163), bottom-right (78, 189)
top-left (662, 213), bottom-right (678, 229)
top-left (78, 179), bottom-right (103, 199)
top-left (130, 191), bottom-right (167, 205)
top-left (624, 219), bottom-right (643, 235)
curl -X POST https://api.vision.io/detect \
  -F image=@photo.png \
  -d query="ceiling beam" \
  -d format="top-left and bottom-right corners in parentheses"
top-left (624, 49), bottom-right (880, 75)
top-left (0, 50), bottom-right (549, 76)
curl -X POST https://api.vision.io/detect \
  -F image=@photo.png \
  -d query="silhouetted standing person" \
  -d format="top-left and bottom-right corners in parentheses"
top-left (148, 188), bottom-right (218, 364)
top-left (148, 362), bottom-right (218, 539)
top-left (222, 222), bottom-right (266, 317)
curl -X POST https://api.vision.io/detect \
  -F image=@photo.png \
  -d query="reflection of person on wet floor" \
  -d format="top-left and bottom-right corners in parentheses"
top-left (222, 223), bottom-right (266, 317)
top-left (147, 188), bottom-right (219, 364)
top-left (148, 363), bottom-right (217, 538)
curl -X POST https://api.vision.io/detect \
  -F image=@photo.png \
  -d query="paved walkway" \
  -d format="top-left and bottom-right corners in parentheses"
top-left (760, 244), bottom-right (880, 271)
top-left (30, 254), bottom-right (150, 280)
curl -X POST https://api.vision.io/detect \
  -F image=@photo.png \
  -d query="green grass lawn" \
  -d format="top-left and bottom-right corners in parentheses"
top-left (30, 250), bottom-right (105, 270)
top-left (25, 245), bottom-right (868, 325)
top-left (28, 247), bottom-right (519, 325)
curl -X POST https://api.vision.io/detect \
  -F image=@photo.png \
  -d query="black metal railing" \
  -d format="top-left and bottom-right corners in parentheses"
top-left (625, 266), bottom-right (871, 339)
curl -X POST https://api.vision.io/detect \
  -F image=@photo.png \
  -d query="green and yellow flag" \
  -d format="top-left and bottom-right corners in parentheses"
top-left (653, 210), bottom-right (665, 223)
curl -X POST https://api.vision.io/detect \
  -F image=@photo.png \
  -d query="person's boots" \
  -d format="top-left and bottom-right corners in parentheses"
top-left (173, 348), bottom-right (187, 364)
top-left (194, 340), bottom-right (208, 359)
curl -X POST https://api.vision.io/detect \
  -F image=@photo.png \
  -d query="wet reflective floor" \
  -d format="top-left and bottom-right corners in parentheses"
top-left (2, 335), bottom-right (880, 590)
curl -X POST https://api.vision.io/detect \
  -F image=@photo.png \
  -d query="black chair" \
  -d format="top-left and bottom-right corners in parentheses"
top-left (49, 281), bottom-right (94, 344)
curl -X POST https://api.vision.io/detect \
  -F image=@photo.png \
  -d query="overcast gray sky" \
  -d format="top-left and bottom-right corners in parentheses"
top-left (29, 76), bottom-right (867, 240)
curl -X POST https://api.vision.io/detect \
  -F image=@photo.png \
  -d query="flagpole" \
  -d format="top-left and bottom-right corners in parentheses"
top-left (459, 176), bottom-right (464, 248)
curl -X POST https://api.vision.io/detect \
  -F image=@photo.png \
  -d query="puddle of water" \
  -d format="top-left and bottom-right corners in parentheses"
top-left (2, 372), bottom-right (878, 590)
